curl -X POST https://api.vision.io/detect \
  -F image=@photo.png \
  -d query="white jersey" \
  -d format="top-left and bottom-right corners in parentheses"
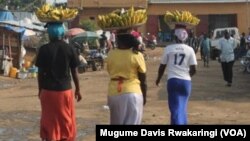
top-left (161, 43), bottom-right (197, 80)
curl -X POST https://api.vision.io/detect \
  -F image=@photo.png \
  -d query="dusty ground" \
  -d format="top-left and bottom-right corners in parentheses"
top-left (0, 47), bottom-right (250, 141)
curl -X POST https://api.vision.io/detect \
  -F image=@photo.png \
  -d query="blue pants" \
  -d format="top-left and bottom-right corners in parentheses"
top-left (167, 78), bottom-right (191, 125)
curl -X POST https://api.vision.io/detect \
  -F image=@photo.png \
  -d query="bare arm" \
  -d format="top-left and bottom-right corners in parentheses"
top-left (37, 68), bottom-right (43, 99)
top-left (71, 68), bottom-right (82, 102)
top-left (138, 72), bottom-right (147, 106)
top-left (189, 65), bottom-right (197, 77)
top-left (156, 64), bottom-right (166, 86)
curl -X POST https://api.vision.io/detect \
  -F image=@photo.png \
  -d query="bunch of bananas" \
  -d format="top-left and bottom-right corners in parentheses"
top-left (97, 6), bottom-right (147, 29)
top-left (164, 10), bottom-right (200, 26)
top-left (35, 3), bottom-right (78, 22)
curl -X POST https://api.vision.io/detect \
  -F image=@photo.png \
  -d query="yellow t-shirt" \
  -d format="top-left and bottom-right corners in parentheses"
top-left (107, 49), bottom-right (146, 96)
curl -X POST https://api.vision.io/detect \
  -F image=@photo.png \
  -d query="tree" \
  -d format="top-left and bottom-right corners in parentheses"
top-left (79, 19), bottom-right (99, 31)
top-left (0, 0), bottom-right (9, 9)
top-left (0, 0), bottom-right (41, 11)
top-left (11, 0), bottom-right (21, 9)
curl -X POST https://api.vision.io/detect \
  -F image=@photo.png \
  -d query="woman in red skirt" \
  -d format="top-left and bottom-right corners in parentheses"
top-left (35, 22), bottom-right (82, 141)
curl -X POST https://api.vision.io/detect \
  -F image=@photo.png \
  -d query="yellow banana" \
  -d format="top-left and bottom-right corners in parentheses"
top-left (42, 3), bottom-right (51, 13)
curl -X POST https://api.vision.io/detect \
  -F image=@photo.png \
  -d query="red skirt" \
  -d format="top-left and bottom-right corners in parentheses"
top-left (40, 89), bottom-right (76, 141)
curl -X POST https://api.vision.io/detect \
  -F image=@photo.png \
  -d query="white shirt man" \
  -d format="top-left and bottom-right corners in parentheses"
top-left (217, 37), bottom-right (237, 62)
top-left (216, 30), bottom-right (236, 87)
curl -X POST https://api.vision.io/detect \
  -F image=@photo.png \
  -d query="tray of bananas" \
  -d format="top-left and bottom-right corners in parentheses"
top-left (164, 10), bottom-right (200, 29)
top-left (102, 23), bottom-right (145, 31)
top-left (167, 22), bottom-right (195, 29)
top-left (97, 7), bottom-right (147, 31)
top-left (35, 3), bottom-right (78, 22)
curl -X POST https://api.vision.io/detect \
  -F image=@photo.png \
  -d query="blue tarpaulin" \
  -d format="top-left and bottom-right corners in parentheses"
top-left (0, 10), bottom-right (24, 38)
top-left (0, 10), bottom-right (14, 21)
top-left (0, 10), bottom-right (45, 40)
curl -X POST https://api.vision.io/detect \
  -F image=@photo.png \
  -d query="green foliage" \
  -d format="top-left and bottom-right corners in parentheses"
top-left (79, 19), bottom-right (99, 31)
top-left (0, 0), bottom-right (45, 11)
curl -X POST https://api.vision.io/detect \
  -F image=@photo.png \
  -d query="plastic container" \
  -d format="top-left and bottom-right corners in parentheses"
top-left (28, 66), bottom-right (38, 73)
top-left (24, 61), bottom-right (31, 69)
top-left (31, 72), bottom-right (37, 78)
top-left (17, 72), bottom-right (28, 79)
top-left (9, 67), bottom-right (18, 78)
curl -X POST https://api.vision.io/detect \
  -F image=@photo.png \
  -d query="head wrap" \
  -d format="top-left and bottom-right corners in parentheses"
top-left (174, 28), bottom-right (188, 42)
top-left (47, 22), bottom-right (65, 39)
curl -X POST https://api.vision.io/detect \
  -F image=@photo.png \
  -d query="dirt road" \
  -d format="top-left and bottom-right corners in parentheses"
top-left (0, 47), bottom-right (250, 141)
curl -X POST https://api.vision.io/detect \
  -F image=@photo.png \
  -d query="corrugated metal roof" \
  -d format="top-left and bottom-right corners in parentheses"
top-left (0, 21), bottom-right (45, 31)
top-left (149, 0), bottom-right (247, 4)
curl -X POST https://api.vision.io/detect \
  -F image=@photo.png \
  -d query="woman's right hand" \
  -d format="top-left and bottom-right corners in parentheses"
top-left (38, 89), bottom-right (41, 99)
top-left (155, 79), bottom-right (160, 86)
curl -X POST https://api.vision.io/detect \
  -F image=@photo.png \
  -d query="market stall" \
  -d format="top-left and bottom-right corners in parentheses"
top-left (0, 26), bottom-right (23, 75)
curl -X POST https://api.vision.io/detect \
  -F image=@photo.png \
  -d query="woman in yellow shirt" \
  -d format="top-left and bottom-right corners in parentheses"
top-left (106, 31), bottom-right (147, 124)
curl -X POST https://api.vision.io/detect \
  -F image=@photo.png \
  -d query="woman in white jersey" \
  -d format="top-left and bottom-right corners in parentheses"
top-left (156, 24), bottom-right (197, 125)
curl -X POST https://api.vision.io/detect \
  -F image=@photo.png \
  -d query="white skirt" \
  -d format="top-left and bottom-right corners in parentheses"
top-left (108, 93), bottom-right (143, 125)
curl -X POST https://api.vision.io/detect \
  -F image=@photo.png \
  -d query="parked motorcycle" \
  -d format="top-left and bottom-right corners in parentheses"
top-left (146, 40), bottom-right (156, 50)
top-left (240, 56), bottom-right (250, 73)
top-left (71, 41), bottom-right (105, 73)
top-left (143, 33), bottom-right (157, 50)
top-left (79, 49), bottom-right (105, 72)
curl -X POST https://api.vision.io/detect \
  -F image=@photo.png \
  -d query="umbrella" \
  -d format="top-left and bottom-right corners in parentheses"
top-left (65, 28), bottom-right (85, 37)
top-left (70, 31), bottom-right (100, 44)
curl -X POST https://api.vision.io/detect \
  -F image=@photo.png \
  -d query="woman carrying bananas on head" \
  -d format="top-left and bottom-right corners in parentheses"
top-left (106, 29), bottom-right (147, 125)
top-left (156, 24), bottom-right (197, 125)
top-left (35, 22), bottom-right (82, 141)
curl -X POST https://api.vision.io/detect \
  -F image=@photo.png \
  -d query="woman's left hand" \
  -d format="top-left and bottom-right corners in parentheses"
top-left (75, 91), bottom-right (82, 102)
top-left (143, 97), bottom-right (147, 106)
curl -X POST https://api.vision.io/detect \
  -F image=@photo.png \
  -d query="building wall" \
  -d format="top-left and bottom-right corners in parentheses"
top-left (67, 0), bottom-right (147, 31)
top-left (146, 15), bottom-right (159, 36)
top-left (69, 7), bottom-right (147, 33)
top-left (196, 15), bottom-right (209, 36)
top-left (68, 0), bottom-right (147, 8)
top-left (68, 1), bottom-right (250, 36)
top-left (147, 2), bottom-right (249, 34)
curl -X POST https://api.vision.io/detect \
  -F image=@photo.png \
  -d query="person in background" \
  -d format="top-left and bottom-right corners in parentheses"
top-left (155, 24), bottom-right (197, 125)
top-left (246, 44), bottom-right (250, 57)
top-left (158, 31), bottom-right (163, 43)
top-left (236, 32), bottom-right (247, 60)
top-left (217, 30), bottom-right (237, 87)
top-left (106, 29), bottom-right (147, 125)
top-left (99, 31), bottom-right (108, 53)
top-left (82, 41), bottom-right (90, 55)
top-left (198, 32), bottom-right (205, 60)
top-left (151, 34), bottom-right (157, 45)
top-left (187, 30), bottom-right (199, 53)
top-left (35, 22), bottom-right (82, 141)
top-left (110, 30), bottom-right (116, 49)
top-left (201, 33), bottom-right (211, 67)
top-left (137, 32), bottom-right (146, 51)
